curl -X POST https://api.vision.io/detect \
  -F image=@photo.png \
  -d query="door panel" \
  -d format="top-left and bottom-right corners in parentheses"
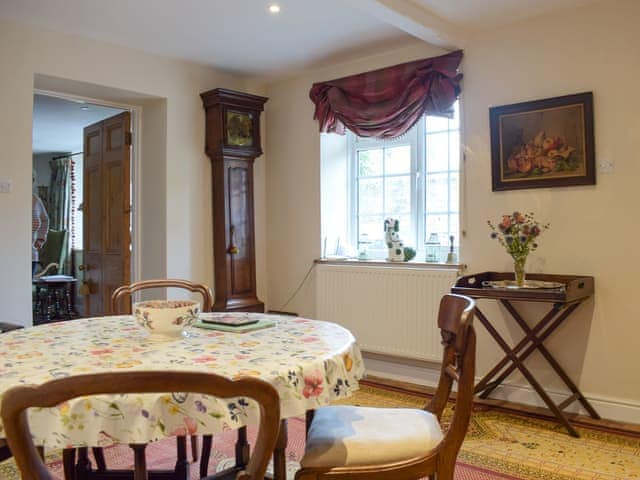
top-left (85, 167), bottom-right (102, 252)
top-left (228, 165), bottom-right (253, 295)
top-left (82, 111), bottom-right (131, 316)
top-left (104, 162), bottom-right (124, 252)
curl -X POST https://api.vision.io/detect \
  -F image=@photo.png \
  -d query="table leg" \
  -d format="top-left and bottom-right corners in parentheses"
top-left (474, 305), bottom-right (581, 437)
top-left (65, 283), bottom-right (74, 319)
top-left (235, 426), bottom-right (250, 468)
top-left (200, 435), bottom-right (213, 479)
top-left (92, 447), bottom-right (107, 471)
top-left (46, 288), bottom-right (54, 323)
top-left (272, 419), bottom-right (288, 480)
top-left (475, 304), bottom-right (573, 398)
top-left (474, 304), bottom-right (561, 394)
top-left (479, 303), bottom-right (579, 398)
top-left (34, 285), bottom-right (43, 325)
top-left (501, 300), bottom-right (600, 419)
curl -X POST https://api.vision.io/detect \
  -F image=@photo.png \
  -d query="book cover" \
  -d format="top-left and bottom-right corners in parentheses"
top-left (193, 318), bottom-right (276, 333)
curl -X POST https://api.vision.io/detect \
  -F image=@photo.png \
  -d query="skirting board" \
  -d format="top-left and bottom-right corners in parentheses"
top-left (362, 351), bottom-right (640, 425)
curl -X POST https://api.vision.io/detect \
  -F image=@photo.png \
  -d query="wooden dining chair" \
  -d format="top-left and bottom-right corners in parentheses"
top-left (111, 278), bottom-right (213, 316)
top-left (295, 293), bottom-right (476, 480)
top-left (110, 278), bottom-right (213, 465)
top-left (0, 322), bottom-right (23, 464)
top-left (1, 371), bottom-right (281, 480)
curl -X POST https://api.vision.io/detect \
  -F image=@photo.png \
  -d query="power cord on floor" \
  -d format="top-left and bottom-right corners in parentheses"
top-left (278, 262), bottom-right (316, 312)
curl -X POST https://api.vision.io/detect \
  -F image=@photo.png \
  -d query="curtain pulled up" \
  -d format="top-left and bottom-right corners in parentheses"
top-left (48, 156), bottom-right (72, 273)
top-left (309, 50), bottom-right (463, 139)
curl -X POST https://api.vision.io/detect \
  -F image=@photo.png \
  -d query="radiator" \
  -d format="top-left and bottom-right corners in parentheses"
top-left (315, 264), bottom-right (460, 362)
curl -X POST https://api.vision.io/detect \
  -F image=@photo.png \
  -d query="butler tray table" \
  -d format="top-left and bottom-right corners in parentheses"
top-left (451, 272), bottom-right (599, 437)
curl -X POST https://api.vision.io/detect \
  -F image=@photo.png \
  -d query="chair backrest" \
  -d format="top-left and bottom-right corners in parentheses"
top-left (425, 294), bottom-right (476, 460)
top-left (37, 229), bottom-right (68, 273)
top-left (111, 279), bottom-right (213, 315)
top-left (1, 371), bottom-right (280, 480)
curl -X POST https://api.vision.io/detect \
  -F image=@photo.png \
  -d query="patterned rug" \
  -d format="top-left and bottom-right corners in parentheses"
top-left (1, 382), bottom-right (639, 479)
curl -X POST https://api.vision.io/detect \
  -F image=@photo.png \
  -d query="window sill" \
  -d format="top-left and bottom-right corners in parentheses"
top-left (315, 257), bottom-right (465, 271)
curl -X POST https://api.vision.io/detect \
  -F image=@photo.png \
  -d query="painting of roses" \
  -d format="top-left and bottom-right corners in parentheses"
top-left (490, 92), bottom-right (595, 191)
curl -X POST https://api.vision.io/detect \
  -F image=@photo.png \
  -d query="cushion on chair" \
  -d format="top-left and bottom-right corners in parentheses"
top-left (300, 405), bottom-right (443, 468)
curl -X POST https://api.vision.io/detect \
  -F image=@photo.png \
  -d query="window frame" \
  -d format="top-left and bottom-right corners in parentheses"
top-left (346, 103), bottom-right (463, 262)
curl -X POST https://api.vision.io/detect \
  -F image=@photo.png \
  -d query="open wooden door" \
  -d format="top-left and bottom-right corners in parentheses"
top-left (82, 112), bottom-right (132, 315)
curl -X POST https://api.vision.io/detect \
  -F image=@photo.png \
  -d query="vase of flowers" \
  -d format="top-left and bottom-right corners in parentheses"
top-left (488, 211), bottom-right (549, 287)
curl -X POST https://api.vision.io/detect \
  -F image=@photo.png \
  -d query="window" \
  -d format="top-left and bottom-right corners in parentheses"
top-left (347, 102), bottom-right (461, 261)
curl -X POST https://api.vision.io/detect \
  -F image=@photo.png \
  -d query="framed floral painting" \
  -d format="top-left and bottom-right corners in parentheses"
top-left (490, 92), bottom-right (595, 191)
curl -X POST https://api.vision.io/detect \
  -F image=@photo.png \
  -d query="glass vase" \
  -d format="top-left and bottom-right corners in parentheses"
top-left (513, 255), bottom-right (527, 287)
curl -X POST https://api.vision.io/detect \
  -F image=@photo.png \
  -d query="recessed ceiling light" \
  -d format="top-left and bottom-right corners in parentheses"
top-left (80, 106), bottom-right (90, 111)
top-left (268, 3), bottom-right (281, 14)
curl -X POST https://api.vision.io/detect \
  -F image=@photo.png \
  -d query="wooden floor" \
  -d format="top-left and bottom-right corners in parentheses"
top-left (364, 375), bottom-right (640, 436)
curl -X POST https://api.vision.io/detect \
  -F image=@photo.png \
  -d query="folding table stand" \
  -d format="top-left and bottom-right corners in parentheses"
top-left (452, 272), bottom-right (599, 437)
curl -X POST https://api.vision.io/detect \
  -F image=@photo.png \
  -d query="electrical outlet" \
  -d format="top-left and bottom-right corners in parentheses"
top-left (0, 178), bottom-right (11, 193)
top-left (598, 160), bottom-right (614, 174)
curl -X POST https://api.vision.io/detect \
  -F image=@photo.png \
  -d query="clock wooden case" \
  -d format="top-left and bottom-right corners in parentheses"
top-left (201, 88), bottom-right (267, 312)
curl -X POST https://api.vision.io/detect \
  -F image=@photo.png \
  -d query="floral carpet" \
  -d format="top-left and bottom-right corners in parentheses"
top-left (1, 382), bottom-right (639, 479)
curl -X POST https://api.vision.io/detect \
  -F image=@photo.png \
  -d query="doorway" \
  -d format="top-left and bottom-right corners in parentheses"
top-left (32, 92), bottom-right (134, 320)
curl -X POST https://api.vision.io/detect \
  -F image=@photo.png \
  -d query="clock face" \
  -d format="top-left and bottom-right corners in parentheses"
top-left (226, 111), bottom-right (254, 147)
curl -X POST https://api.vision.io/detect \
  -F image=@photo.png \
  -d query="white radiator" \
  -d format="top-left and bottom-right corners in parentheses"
top-left (315, 264), bottom-right (460, 362)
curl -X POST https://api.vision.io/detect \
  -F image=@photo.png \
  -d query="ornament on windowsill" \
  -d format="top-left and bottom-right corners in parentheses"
top-left (384, 218), bottom-right (405, 262)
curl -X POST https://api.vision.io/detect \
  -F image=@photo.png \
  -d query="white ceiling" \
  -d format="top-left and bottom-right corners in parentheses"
top-left (0, 0), bottom-right (597, 77)
top-left (32, 94), bottom-right (124, 153)
top-left (414, 0), bottom-right (597, 28)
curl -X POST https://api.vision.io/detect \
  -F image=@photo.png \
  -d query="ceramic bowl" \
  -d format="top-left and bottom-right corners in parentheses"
top-left (133, 300), bottom-right (200, 338)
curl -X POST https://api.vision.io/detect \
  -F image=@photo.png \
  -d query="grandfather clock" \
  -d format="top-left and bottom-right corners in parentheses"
top-left (201, 88), bottom-right (267, 312)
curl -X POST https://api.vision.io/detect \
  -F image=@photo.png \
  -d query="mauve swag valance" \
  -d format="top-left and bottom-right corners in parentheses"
top-left (309, 50), bottom-right (463, 139)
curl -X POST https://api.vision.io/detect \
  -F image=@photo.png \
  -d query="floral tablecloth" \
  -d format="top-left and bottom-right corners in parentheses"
top-left (0, 314), bottom-right (364, 448)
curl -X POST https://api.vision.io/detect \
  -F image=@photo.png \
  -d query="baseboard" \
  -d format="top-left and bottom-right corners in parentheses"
top-left (362, 352), bottom-right (640, 425)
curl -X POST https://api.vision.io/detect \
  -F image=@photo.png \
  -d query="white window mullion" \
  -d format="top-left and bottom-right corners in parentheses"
top-left (343, 101), bottom-right (460, 262)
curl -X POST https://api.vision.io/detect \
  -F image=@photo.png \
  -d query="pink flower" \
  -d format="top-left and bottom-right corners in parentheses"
top-left (302, 371), bottom-right (324, 398)
top-left (193, 355), bottom-right (218, 364)
top-left (90, 349), bottom-right (114, 355)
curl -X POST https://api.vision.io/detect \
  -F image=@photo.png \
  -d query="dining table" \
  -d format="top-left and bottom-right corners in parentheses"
top-left (0, 312), bottom-right (365, 480)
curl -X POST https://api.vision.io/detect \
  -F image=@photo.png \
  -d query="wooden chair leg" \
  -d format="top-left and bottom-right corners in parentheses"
top-left (200, 435), bottom-right (213, 479)
top-left (62, 448), bottom-right (76, 480)
top-left (75, 447), bottom-right (92, 480)
top-left (130, 444), bottom-right (147, 480)
top-left (174, 436), bottom-right (190, 480)
top-left (305, 410), bottom-right (315, 437)
top-left (190, 434), bottom-right (199, 462)
top-left (273, 419), bottom-right (288, 480)
top-left (63, 448), bottom-right (76, 480)
top-left (92, 447), bottom-right (107, 471)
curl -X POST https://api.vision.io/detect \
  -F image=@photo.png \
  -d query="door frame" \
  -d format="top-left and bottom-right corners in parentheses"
top-left (33, 88), bottom-right (142, 283)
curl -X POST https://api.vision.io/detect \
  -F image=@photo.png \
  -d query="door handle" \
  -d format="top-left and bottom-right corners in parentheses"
top-left (78, 264), bottom-right (93, 271)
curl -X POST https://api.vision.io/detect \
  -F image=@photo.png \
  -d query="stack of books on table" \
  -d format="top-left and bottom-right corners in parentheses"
top-left (194, 313), bottom-right (275, 333)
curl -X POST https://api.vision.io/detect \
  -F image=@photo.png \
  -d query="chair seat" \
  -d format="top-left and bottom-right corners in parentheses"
top-left (300, 405), bottom-right (443, 468)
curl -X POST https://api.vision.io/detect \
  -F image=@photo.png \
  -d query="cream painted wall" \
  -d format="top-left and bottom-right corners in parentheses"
top-left (0, 19), bottom-right (243, 325)
top-left (262, 41), bottom-right (446, 317)
top-left (261, 0), bottom-right (640, 417)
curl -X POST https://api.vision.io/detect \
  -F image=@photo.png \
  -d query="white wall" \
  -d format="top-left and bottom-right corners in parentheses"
top-left (261, 0), bottom-right (640, 419)
top-left (0, 19), bottom-right (243, 325)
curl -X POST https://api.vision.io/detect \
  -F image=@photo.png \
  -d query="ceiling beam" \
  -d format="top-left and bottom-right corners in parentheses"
top-left (348, 0), bottom-right (467, 49)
